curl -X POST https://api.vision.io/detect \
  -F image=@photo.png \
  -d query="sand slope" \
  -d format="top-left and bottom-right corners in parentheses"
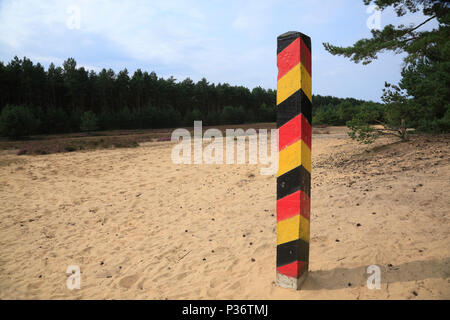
top-left (0, 127), bottom-right (449, 299)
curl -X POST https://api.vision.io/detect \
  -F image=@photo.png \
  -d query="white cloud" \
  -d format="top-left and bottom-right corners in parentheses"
top-left (231, 0), bottom-right (277, 37)
top-left (0, 0), bottom-right (437, 100)
top-left (0, 0), bottom-right (211, 64)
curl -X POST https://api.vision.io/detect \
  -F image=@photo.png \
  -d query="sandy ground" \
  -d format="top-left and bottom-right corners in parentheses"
top-left (0, 126), bottom-right (449, 299)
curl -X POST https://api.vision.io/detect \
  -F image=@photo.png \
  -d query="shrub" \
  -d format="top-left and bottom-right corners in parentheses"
top-left (205, 111), bottom-right (220, 126)
top-left (258, 103), bottom-right (275, 122)
top-left (67, 109), bottom-right (82, 133)
top-left (79, 111), bottom-right (98, 132)
top-left (42, 107), bottom-right (68, 134)
top-left (416, 108), bottom-right (450, 133)
top-left (140, 105), bottom-right (157, 129)
top-left (184, 108), bottom-right (203, 126)
top-left (0, 105), bottom-right (40, 138)
top-left (222, 105), bottom-right (245, 124)
top-left (97, 110), bottom-right (117, 130)
top-left (312, 107), bottom-right (340, 126)
top-left (64, 145), bottom-right (77, 152)
top-left (117, 106), bottom-right (134, 129)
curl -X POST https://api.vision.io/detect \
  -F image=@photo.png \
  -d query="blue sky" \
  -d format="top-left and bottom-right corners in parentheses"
top-left (0, 0), bottom-right (438, 102)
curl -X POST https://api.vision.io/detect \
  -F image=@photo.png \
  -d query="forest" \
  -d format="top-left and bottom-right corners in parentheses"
top-left (1, 1), bottom-right (448, 140)
top-left (0, 56), bottom-right (381, 138)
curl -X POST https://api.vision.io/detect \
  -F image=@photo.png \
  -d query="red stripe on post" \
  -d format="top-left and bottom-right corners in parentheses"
top-left (277, 38), bottom-right (311, 80)
top-left (278, 114), bottom-right (312, 151)
top-left (276, 261), bottom-right (307, 278)
top-left (300, 37), bottom-right (311, 76)
top-left (277, 38), bottom-right (299, 80)
top-left (277, 190), bottom-right (310, 222)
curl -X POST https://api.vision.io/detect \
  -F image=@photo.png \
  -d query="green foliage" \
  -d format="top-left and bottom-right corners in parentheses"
top-left (312, 106), bottom-right (340, 125)
top-left (323, 1), bottom-right (448, 65)
top-left (117, 106), bottom-right (134, 130)
top-left (139, 105), bottom-right (157, 129)
top-left (157, 105), bottom-right (182, 128)
top-left (346, 118), bottom-right (378, 144)
top-left (324, 0), bottom-right (450, 140)
top-left (221, 106), bottom-right (236, 124)
top-left (336, 101), bottom-right (360, 123)
top-left (357, 102), bottom-right (385, 123)
top-left (79, 111), bottom-right (98, 132)
top-left (312, 101), bottom-right (384, 126)
top-left (97, 110), bottom-right (117, 130)
top-left (67, 109), bottom-right (81, 132)
top-left (417, 108), bottom-right (450, 133)
top-left (0, 105), bottom-right (40, 138)
top-left (42, 107), bottom-right (68, 134)
top-left (0, 56), bottom-right (278, 134)
top-left (184, 108), bottom-right (203, 126)
top-left (258, 103), bottom-right (276, 122)
top-left (205, 111), bottom-right (221, 126)
top-left (0, 55), bottom-right (383, 135)
top-left (222, 105), bottom-right (246, 124)
top-left (346, 83), bottom-right (411, 144)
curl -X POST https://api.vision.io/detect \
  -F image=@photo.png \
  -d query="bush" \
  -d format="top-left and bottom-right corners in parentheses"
top-left (205, 111), bottom-right (220, 126)
top-left (117, 106), bottom-right (134, 129)
top-left (222, 105), bottom-right (245, 124)
top-left (42, 107), bottom-right (68, 134)
top-left (416, 107), bottom-right (450, 133)
top-left (65, 145), bottom-right (77, 152)
top-left (156, 105), bottom-right (181, 128)
top-left (184, 108), bottom-right (203, 126)
top-left (67, 109), bottom-right (82, 133)
top-left (312, 102), bottom-right (385, 126)
top-left (0, 105), bottom-right (40, 138)
top-left (346, 118), bottom-right (378, 144)
top-left (140, 105), bottom-right (157, 129)
top-left (79, 111), bottom-right (98, 132)
top-left (97, 110), bottom-right (117, 130)
top-left (337, 101), bottom-right (359, 124)
top-left (352, 103), bottom-right (385, 124)
top-left (312, 106), bottom-right (340, 125)
top-left (258, 103), bottom-right (275, 122)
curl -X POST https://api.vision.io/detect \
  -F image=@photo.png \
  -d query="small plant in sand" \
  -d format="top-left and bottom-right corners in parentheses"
top-left (347, 83), bottom-right (410, 144)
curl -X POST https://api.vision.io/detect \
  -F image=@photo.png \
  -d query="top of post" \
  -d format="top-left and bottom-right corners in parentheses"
top-left (277, 31), bottom-right (311, 54)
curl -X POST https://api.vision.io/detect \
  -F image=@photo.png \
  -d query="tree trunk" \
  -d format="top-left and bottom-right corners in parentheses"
top-left (400, 118), bottom-right (409, 141)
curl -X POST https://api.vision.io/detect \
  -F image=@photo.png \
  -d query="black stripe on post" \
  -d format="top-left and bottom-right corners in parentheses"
top-left (277, 89), bottom-right (312, 128)
top-left (277, 166), bottom-right (311, 200)
top-left (276, 239), bottom-right (310, 267)
top-left (277, 31), bottom-right (311, 54)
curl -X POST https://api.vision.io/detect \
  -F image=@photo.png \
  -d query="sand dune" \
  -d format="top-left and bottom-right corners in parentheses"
top-left (0, 127), bottom-right (449, 299)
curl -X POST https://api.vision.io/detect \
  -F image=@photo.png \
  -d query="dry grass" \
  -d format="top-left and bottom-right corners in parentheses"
top-left (312, 128), bottom-right (330, 134)
top-left (0, 123), bottom-right (276, 155)
top-left (0, 122), bottom-right (340, 156)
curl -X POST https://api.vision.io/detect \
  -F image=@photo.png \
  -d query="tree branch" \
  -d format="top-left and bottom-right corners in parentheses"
top-left (398, 36), bottom-right (420, 44)
top-left (404, 15), bottom-right (436, 35)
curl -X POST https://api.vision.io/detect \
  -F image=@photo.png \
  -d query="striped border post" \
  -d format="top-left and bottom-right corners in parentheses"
top-left (276, 31), bottom-right (312, 290)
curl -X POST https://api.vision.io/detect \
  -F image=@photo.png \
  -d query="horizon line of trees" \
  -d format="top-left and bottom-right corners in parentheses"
top-left (0, 56), bottom-right (382, 137)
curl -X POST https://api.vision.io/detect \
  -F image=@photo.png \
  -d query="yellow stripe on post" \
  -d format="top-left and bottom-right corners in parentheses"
top-left (276, 214), bottom-right (310, 245)
top-left (276, 63), bottom-right (312, 105)
top-left (300, 62), bottom-right (312, 102)
top-left (277, 139), bottom-right (311, 177)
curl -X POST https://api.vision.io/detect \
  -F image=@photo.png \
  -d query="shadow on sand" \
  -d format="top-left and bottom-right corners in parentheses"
top-left (301, 257), bottom-right (450, 290)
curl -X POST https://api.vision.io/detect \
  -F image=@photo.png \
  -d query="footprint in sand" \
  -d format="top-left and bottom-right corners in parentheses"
top-left (118, 274), bottom-right (140, 289)
top-left (174, 271), bottom-right (190, 281)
